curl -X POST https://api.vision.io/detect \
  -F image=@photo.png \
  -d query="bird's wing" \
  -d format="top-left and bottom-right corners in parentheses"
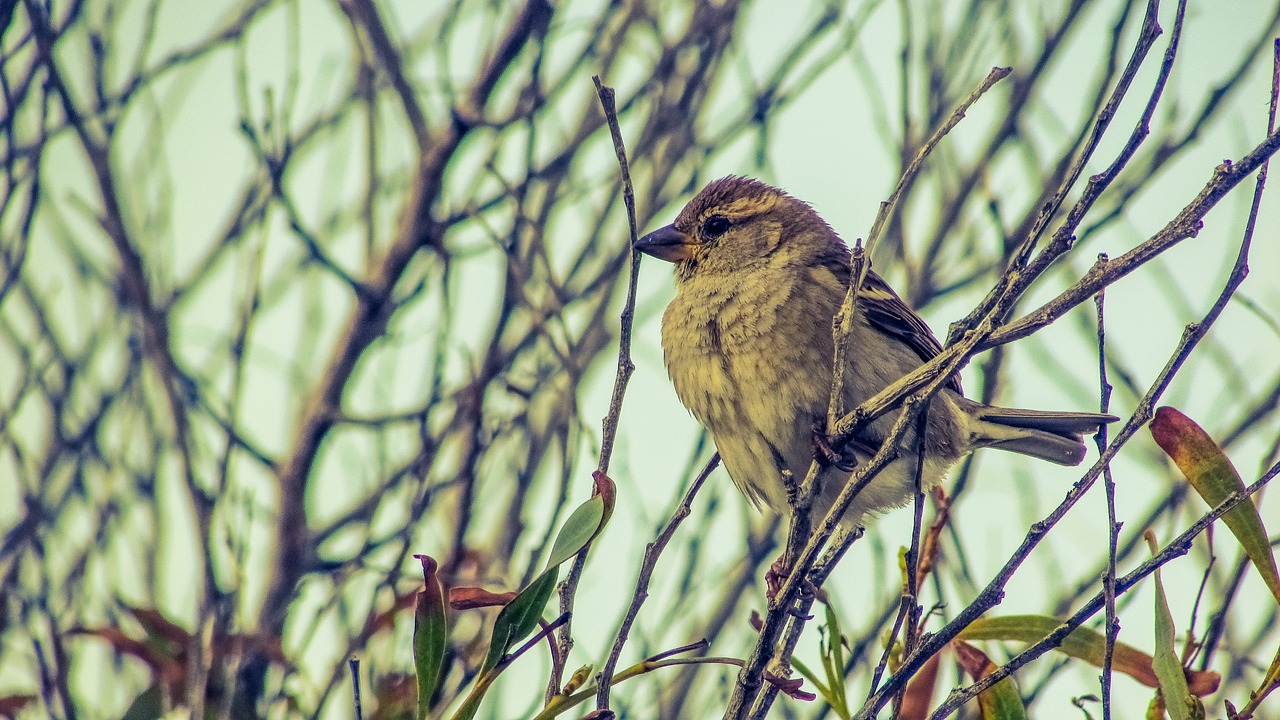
top-left (818, 248), bottom-right (962, 394)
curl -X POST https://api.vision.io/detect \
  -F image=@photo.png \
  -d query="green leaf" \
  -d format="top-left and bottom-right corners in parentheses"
top-left (479, 571), bottom-right (557, 675)
top-left (1151, 406), bottom-right (1280, 606)
top-left (458, 475), bottom-right (617, 719)
top-left (414, 555), bottom-right (449, 720)
top-left (794, 602), bottom-right (851, 719)
top-left (824, 602), bottom-right (849, 714)
top-left (543, 471), bottom-right (615, 571)
top-left (958, 616), bottom-right (1220, 696)
top-left (1145, 531), bottom-right (1204, 720)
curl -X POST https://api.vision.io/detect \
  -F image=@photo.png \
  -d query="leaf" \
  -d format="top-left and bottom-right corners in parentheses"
top-left (449, 587), bottom-right (518, 610)
top-left (958, 615), bottom-right (1219, 696)
top-left (0, 695), bottom-right (35, 718)
top-left (764, 671), bottom-right (817, 702)
top-left (1151, 407), bottom-right (1280, 606)
top-left (479, 571), bottom-right (557, 675)
top-left (820, 600), bottom-right (850, 717)
top-left (543, 471), bottom-right (615, 571)
top-left (953, 641), bottom-right (1028, 720)
top-left (899, 651), bottom-right (941, 720)
top-left (1144, 531), bottom-right (1204, 720)
top-left (793, 603), bottom-right (848, 718)
top-left (456, 475), bottom-right (616, 719)
top-left (414, 555), bottom-right (449, 720)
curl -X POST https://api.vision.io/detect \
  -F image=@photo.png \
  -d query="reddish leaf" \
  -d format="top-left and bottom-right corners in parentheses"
top-left (1151, 407), bottom-right (1280, 606)
top-left (958, 614), bottom-right (1219, 697)
top-left (449, 587), bottom-right (517, 610)
top-left (591, 470), bottom-right (617, 531)
top-left (900, 650), bottom-right (942, 720)
top-left (127, 605), bottom-right (191, 646)
top-left (0, 695), bottom-right (35, 718)
top-left (764, 671), bottom-right (817, 702)
top-left (953, 641), bottom-right (1028, 720)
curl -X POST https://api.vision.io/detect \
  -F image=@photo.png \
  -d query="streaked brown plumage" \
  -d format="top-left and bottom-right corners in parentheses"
top-left (637, 176), bottom-right (1115, 529)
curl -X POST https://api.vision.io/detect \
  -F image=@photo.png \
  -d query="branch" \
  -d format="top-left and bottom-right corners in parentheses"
top-left (549, 75), bottom-right (645, 701)
top-left (858, 78), bottom-right (1267, 712)
top-left (725, 66), bottom-right (1012, 720)
top-left (596, 455), bottom-right (720, 710)
top-left (927, 467), bottom-right (1280, 720)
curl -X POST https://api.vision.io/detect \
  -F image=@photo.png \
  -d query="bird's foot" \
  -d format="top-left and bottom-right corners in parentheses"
top-left (765, 556), bottom-right (787, 602)
top-left (812, 421), bottom-right (858, 471)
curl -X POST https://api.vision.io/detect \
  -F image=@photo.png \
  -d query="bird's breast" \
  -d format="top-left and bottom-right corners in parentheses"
top-left (660, 269), bottom-right (838, 438)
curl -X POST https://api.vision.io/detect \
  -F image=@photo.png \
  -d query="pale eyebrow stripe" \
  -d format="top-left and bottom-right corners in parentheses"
top-left (699, 194), bottom-right (779, 220)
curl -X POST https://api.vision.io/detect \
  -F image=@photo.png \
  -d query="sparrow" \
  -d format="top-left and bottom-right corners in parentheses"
top-left (637, 176), bottom-right (1115, 530)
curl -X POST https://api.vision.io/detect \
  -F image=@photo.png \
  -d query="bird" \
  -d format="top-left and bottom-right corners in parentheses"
top-left (636, 176), bottom-right (1116, 532)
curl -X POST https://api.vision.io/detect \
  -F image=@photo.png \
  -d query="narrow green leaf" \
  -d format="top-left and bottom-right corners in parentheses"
top-left (790, 657), bottom-right (833, 707)
top-left (1151, 406), bottom-right (1280, 606)
top-left (480, 570), bottom-right (557, 675)
top-left (824, 602), bottom-right (849, 715)
top-left (1145, 531), bottom-right (1204, 720)
top-left (543, 472), bottom-right (616, 571)
top-left (413, 555), bottom-right (448, 720)
top-left (976, 681), bottom-right (1028, 720)
top-left (958, 615), bottom-right (1219, 696)
top-left (464, 475), bottom-right (617, 715)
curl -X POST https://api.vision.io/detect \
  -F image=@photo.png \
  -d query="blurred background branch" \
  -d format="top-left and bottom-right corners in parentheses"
top-left (1, 1), bottom-right (1278, 718)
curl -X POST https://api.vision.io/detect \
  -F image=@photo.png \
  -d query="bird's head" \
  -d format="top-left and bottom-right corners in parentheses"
top-left (636, 176), bottom-right (836, 280)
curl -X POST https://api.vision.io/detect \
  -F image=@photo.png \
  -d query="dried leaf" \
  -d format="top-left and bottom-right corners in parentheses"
top-left (958, 615), bottom-right (1219, 696)
top-left (899, 650), bottom-right (941, 720)
top-left (448, 587), bottom-right (518, 610)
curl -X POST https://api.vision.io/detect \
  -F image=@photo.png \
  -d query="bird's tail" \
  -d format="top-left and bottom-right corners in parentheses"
top-left (965, 404), bottom-right (1119, 466)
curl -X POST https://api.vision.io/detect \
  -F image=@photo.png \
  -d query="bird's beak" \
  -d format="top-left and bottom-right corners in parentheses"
top-left (635, 224), bottom-right (696, 263)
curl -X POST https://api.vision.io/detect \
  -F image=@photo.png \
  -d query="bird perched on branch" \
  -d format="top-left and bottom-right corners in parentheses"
top-left (637, 176), bottom-right (1115, 531)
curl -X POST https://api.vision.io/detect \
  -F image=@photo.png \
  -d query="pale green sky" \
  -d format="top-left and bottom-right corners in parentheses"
top-left (7, 0), bottom-right (1280, 716)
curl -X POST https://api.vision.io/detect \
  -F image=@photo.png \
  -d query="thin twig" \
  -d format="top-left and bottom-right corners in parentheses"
top-left (926, 467), bottom-right (1280, 720)
top-left (725, 65), bottom-right (1013, 720)
top-left (596, 454), bottom-right (721, 710)
top-left (349, 658), bottom-right (362, 720)
top-left (1094, 280), bottom-right (1119, 720)
top-left (745, 527), bottom-right (864, 720)
top-left (894, 405), bottom-right (932, 716)
top-left (1229, 33), bottom-right (1279, 720)
top-left (859, 56), bottom-right (1264, 712)
top-left (550, 75), bottom-right (645, 701)
top-left (947, 0), bottom-right (1165, 343)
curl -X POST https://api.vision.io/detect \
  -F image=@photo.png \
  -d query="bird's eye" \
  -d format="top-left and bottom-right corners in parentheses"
top-left (703, 216), bottom-right (730, 238)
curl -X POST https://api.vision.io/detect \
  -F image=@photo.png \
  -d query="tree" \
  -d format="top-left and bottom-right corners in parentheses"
top-left (2, 0), bottom-right (1278, 718)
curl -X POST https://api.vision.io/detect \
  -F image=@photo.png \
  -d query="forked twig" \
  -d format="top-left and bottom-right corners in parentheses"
top-left (728, 67), bottom-right (1013, 720)
top-left (596, 454), bottom-right (721, 710)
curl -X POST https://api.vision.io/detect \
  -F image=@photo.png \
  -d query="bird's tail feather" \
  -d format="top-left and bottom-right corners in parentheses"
top-left (968, 406), bottom-right (1119, 466)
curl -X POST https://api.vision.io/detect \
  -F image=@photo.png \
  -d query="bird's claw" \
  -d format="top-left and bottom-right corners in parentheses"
top-left (765, 556), bottom-right (787, 601)
top-left (812, 421), bottom-right (858, 471)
